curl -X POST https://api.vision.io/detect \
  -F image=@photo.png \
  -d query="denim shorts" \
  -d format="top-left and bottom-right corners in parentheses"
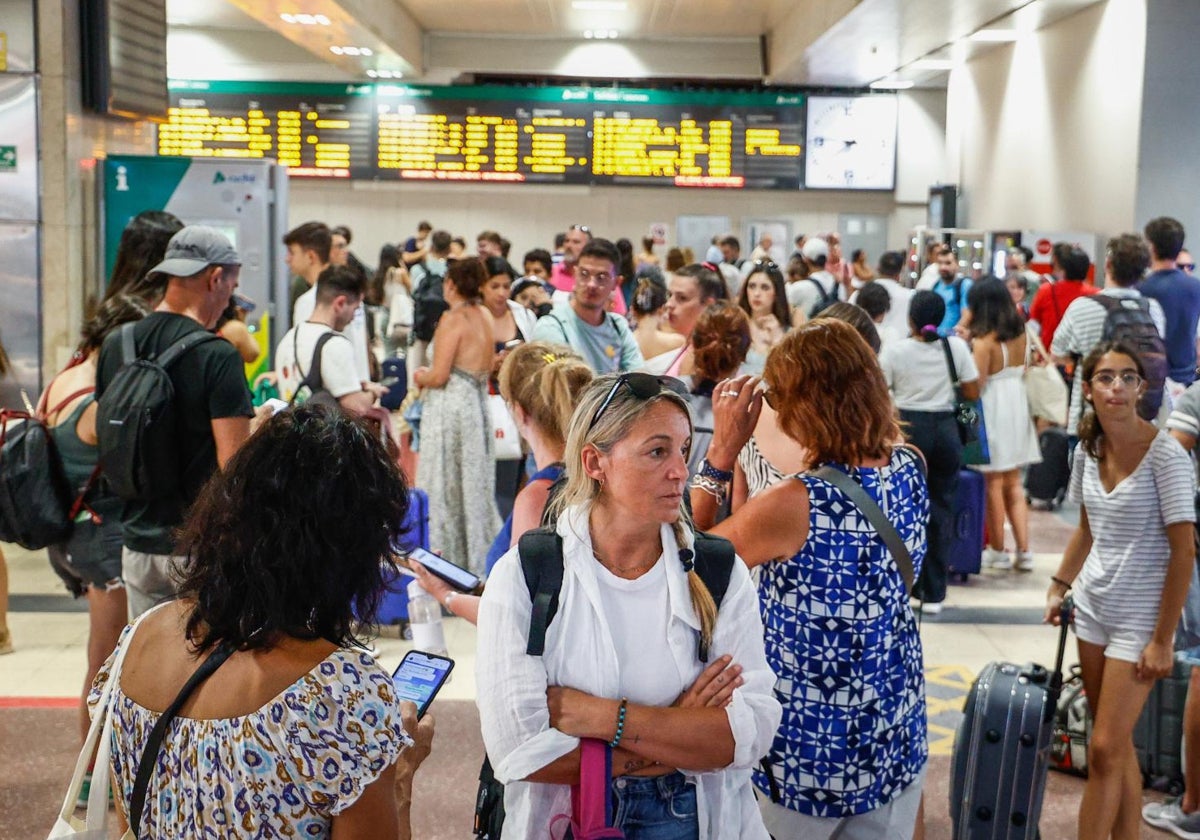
top-left (609, 772), bottom-right (698, 840)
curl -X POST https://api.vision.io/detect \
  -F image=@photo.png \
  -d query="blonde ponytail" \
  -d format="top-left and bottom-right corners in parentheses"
top-left (673, 519), bottom-right (718, 660)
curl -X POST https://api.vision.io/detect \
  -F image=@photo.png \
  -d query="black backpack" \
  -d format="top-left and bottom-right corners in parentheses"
top-left (289, 330), bottom-right (344, 410)
top-left (411, 263), bottom-right (449, 342)
top-left (0, 388), bottom-right (101, 550)
top-left (807, 276), bottom-right (838, 318)
top-left (1090, 295), bottom-right (1168, 421)
top-left (97, 323), bottom-right (221, 501)
top-left (473, 525), bottom-right (736, 838)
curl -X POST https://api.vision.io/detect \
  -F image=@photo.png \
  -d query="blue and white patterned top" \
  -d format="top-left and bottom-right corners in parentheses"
top-left (751, 447), bottom-right (929, 818)
top-left (88, 631), bottom-right (409, 838)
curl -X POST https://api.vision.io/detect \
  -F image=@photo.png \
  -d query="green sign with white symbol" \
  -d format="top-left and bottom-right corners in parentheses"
top-left (0, 146), bottom-right (15, 171)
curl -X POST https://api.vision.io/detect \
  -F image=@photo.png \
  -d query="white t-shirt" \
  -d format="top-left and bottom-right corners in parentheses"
top-left (1069, 432), bottom-right (1195, 632)
top-left (851, 278), bottom-right (914, 339)
top-left (293, 286), bottom-right (371, 383)
top-left (593, 556), bottom-right (684, 707)
top-left (786, 270), bottom-right (837, 315)
top-left (274, 322), bottom-right (362, 403)
top-left (915, 264), bottom-right (941, 291)
top-left (880, 335), bottom-right (980, 412)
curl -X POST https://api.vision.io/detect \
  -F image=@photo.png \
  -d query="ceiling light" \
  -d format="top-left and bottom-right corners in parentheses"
top-left (869, 79), bottom-right (914, 90)
top-left (281, 12), bottom-right (331, 26)
top-left (608, 30), bottom-right (618, 38)
top-left (329, 45), bottom-right (344, 55)
top-left (366, 69), bottom-right (378, 77)
top-left (360, 47), bottom-right (372, 56)
top-left (280, 13), bottom-right (296, 23)
top-left (584, 30), bottom-right (594, 38)
top-left (572, 0), bottom-right (628, 10)
top-left (970, 29), bottom-right (1020, 42)
top-left (314, 14), bottom-right (330, 25)
top-left (910, 59), bottom-right (955, 71)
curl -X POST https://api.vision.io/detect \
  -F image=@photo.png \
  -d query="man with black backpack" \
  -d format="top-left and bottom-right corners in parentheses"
top-left (785, 237), bottom-right (838, 320)
top-left (407, 229), bottom-right (453, 389)
top-left (95, 226), bottom-right (255, 617)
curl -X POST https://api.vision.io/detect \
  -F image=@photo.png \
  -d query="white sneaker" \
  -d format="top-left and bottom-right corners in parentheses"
top-left (983, 547), bottom-right (1013, 570)
top-left (920, 601), bottom-right (944, 615)
top-left (1143, 797), bottom-right (1200, 839)
top-left (1015, 551), bottom-right (1036, 572)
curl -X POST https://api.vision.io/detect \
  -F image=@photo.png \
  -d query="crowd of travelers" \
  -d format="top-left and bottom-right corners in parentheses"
top-left (8, 210), bottom-right (1200, 840)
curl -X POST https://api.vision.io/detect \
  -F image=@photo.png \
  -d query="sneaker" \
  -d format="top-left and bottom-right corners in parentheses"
top-left (984, 547), bottom-right (1013, 570)
top-left (1144, 796), bottom-right (1200, 839)
top-left (1015, 551), bottom-right (1036, 572)
top-left (919, 601), bottom-right (944, 615)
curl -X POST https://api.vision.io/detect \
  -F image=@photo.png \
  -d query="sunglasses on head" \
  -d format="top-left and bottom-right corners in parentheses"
top-left (589, 373), bottom-right (690, 432)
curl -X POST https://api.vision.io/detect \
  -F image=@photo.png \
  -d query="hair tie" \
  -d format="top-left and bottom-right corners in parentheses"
top-left (678, 548), bottom-right (695, 572)
top-left (701, 261), bottom-right (720, 273)
top-left (920, 324), bottom-right (939, 339)
top-left (541, 352), bottom-right (558, 364)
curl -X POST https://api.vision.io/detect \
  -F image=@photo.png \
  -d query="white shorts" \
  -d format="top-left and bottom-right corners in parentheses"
top-left (1072, 601), bottom-right (1154, 663)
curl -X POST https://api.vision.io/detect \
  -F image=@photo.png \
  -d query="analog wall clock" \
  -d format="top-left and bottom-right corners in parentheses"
top-left (804, 95), bottom-right (898, 190)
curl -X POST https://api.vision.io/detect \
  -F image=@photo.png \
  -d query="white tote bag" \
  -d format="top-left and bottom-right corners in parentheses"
top-left (47, 611), bottom-right (152, 839)
top-left (488, 393), bottom-right (523, 460)
top-left (1024, 326), bottom-right (1069, 426)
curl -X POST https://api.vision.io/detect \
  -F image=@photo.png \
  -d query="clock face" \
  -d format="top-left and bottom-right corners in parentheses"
top-left (804, 95), bottom-right (898, 190)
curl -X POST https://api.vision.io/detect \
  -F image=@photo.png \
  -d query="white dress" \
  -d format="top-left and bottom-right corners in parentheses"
top-left (974, 340), bottom-right (1042, 473)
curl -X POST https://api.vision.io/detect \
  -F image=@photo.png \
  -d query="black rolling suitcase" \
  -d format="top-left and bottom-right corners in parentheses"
top-left (950, 604), bottom-right (1071, 838)
top-left (1025, 427), bottom-right (1071, 509)
top-left (1134, 658), bottom-right (1190, 795)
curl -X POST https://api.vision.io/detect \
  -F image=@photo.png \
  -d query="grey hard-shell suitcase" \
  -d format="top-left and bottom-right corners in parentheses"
top-left (950, 604), bottom-right (1071, 838)
top-left (1133, 658), bottom-right (1190, 795)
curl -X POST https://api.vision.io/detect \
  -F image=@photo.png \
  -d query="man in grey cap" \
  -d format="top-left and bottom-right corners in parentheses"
top-left (96, 225), bottom-right (255, 617)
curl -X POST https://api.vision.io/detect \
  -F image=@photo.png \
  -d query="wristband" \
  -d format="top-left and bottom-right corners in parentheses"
top-left (1050, 575), bottom-right (1072, 591)
top-left (699, 459), bottom-right (733, 483)
top-left (443, 591), bottom-right (458, 611)
top-left (609, 698), bottom-right (628, 748)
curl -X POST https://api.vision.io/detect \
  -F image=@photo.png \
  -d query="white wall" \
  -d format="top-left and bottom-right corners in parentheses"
top-left (945, 0), bottom-right (1147, 234)
top-left (288, 89), bottom-right (944, 268)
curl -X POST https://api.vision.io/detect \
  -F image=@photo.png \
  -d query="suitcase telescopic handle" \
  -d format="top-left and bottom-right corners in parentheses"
top-left (1050, 595), bottom-right (1073, 699)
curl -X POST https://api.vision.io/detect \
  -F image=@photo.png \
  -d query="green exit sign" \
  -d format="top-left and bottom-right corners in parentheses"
top-left (0, 146), bottom-right (15, 171)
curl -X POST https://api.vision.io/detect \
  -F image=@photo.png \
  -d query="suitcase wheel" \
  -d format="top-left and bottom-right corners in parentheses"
top-left (976, 805), bottom-right (993, 821)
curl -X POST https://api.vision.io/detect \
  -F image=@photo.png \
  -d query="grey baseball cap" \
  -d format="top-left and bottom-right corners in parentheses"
top-left (147, 225), bottom-right (240, 277)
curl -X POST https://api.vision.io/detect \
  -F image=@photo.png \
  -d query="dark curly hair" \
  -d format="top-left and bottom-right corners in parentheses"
top-left (448, 257), bottom-right (487, 300)
top-left (175, 404), bottom-right (410, 652)
top-left (692, 301), bottom-right (751, 383)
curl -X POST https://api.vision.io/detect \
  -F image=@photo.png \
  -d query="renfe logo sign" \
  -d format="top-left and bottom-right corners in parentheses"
top-left (212, 171), bottom-right (257, 184)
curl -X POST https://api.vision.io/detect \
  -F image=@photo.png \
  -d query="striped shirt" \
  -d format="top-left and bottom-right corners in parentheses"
top-left (1049, 288), bottom-right (1166, 434)
top-left (1069, 432), bottom-right (1195, 633)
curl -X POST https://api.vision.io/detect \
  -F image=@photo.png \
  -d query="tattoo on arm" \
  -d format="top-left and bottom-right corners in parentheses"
top-left (623, 758), bottom-right (648, 773)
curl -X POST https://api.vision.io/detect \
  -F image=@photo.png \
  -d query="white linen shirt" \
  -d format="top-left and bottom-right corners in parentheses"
top-left (476, 504), bottom-right (781, 839)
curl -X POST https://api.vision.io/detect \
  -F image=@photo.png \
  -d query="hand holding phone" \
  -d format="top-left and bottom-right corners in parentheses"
top-left (392, 650), bottom-right (454, 718)
top-left (408, 547), bottom-right (482, 592)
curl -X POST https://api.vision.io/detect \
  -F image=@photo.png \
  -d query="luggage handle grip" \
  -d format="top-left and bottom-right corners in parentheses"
top-left (1050, 595), bottom-right (1073, 699)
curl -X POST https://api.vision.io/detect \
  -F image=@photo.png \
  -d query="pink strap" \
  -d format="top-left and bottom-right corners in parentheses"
top-left (570, 739), bottom-right (624, 838)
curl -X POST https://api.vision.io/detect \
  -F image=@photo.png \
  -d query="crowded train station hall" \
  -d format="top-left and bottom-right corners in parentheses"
top-left (3, 0), bottom-right (1200, 837)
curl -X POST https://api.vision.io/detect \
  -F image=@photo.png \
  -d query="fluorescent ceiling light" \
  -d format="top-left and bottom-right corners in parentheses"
top-left (584, 29), bottom-right (617, 39)
top-left (971, 29), bottom-right (1020, 42)
top-left (910, 59), bottom-right (955, 71)
top-left (281, 12), bottom-right (331, 25)
top-left (332, 46), bottom-right (373, 56)
top-left (572, 1), bottom-right (627, 10)
top-left (870, 79), bottom-right (914, 90)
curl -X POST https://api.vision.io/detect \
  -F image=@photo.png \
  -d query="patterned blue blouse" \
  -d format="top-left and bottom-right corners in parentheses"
top-left (751, 447), bottom-right (929, 818)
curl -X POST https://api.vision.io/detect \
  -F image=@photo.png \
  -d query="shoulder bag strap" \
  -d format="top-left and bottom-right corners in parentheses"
top-left (128, 642), bottom-right (235, 835)
top-left (518, 528), bottom-right (565, 656)
top-left (939, 336), bottom-right (964, 401)
top-left (120, 321), bottom-right (138, 366)
top-left (42, 386), bottom-right (96, 422)
top-left (811, 465), bottom-right (915, 595)
top-left (156, 329), bottom-right (221, 368)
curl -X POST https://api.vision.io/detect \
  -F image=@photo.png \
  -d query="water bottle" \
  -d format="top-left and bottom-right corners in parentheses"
top-left (407, 579), bottom-right (448, 656)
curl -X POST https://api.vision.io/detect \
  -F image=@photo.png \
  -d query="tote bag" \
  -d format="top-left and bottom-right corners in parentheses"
top-left (1024, 326), bottom-right (1069, 426)
top-left (488, 394), bottom-right (522, 460)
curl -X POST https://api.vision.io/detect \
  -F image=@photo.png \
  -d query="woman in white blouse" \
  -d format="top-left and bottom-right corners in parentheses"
top-left (477, 372), bottom-right (782, 839)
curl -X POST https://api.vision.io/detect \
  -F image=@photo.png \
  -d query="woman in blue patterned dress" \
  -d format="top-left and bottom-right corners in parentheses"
top-left (88, 405), bottom-right (426, 838)
top-left (691, 319), bottom-right (930, 838)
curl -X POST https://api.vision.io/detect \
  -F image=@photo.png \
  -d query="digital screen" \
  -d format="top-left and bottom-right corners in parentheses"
top-left (161, 82), bottom-right (808, 189)
top-left (392, 652), bottom-right (453, 717)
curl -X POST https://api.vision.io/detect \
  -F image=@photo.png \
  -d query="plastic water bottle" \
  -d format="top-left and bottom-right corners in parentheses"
top-left (407, 579), bottom-right (448, 656)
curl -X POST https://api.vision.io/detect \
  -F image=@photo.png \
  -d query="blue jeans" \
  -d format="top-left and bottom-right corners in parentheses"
top-left (610, 773), bottom-right (699, 840)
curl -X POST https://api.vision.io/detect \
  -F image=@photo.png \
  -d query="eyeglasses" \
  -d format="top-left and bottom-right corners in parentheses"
top-left (577, 268), bottom-right (613, 285)
top-left (1181, 262), bottom-right (1196, 271)
top-left (589, 373), bottom-right (690, 432)
top-left (760, 381), bottom-right (777, 410)
top-left (1090, 372), bottom-right (1143, 388)
top-left (569, 224), bottom-right (591, 234)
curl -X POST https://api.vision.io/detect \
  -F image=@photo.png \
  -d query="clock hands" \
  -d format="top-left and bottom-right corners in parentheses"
top-left (811, 136), bottom-right (859, 150)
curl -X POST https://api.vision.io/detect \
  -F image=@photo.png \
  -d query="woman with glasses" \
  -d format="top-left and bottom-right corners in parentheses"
top-left (414, 259), bottom-right (502, 576)
top-left (690, 319), bottom-right (930, 839)
top-left (1045, 342), bottom-right (1195, 840)
top-left (737, 261), bottom-right (790, 375)
top-left (477, 371), bottom-right (781, 839)
top-left (643, 263), bottom-right (727, 376)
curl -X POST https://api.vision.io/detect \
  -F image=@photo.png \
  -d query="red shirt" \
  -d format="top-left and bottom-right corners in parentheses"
top-left (1030, 280), bottom-right (1098, 349)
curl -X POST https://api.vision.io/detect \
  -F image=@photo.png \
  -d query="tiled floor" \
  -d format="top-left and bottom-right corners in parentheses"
top-left (0, 499), bottom-right (1171, 837)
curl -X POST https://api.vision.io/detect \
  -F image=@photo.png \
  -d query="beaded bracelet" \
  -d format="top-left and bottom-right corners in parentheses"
top-left (609, 697), bottom-right (628, 748)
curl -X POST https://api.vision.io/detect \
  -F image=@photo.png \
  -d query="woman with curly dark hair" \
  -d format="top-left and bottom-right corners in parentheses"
top-left (684, 301), bottom-right (751, 477)
top-left (87, 405), bottom-right (420, 838)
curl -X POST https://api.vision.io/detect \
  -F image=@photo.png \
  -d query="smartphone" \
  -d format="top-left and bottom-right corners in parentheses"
top-left (392, 650), bottom-right (454, 718)
top-left (263, 398), bottom-right (289, 415)
top-left (408, 546), bottom-right (482, 592)
top-left (503, 338), bottom-right (523, 349)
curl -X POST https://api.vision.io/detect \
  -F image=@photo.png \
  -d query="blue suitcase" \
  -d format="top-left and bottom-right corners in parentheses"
top-left (377, 488), bottom-right (431, 624)
top-left (948, 469), bottom-right (985, 578)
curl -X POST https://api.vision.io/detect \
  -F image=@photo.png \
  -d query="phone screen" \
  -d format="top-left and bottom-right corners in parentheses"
top-left (392, 651), bottom-right (454, 718)
top-left (409, 547), bottom-right (481, 591)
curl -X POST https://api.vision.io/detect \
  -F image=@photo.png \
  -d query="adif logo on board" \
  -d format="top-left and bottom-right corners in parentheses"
top-left (212, 171), bottom-right (257, 185)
